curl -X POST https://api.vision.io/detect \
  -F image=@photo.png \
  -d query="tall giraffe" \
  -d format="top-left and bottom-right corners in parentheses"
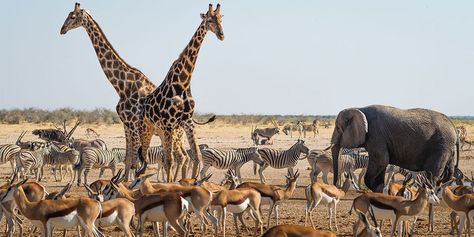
top-left (60, 3), bottom-right (214, 180)
top-left (138, 4), bottom-right (224, 182)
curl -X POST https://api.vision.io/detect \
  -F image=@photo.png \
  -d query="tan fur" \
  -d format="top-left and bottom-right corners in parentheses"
top-left (262, 224), bottom-right (336, 237)
top-left (210, 187), bottom-right (264, 237)
top-left (238, 171), bottom-right (299, 228)
top-left (4, 182), bottom-right (102, 237)
top-left (305, 174), bottom-right (353, 230)
top-left (130, 174), bottom-right (214, 235)
top-left (178, 178), bottom-right (226, 194)
top-left (352, 186), bottom-right (435, 237)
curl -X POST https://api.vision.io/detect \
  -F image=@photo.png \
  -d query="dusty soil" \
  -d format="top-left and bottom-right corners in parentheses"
top-left (0, 123), bottom-right (472, 236)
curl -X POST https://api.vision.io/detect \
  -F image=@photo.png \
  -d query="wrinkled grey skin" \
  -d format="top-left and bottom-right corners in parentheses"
top-left (329, 105), bottom-right (459, 192)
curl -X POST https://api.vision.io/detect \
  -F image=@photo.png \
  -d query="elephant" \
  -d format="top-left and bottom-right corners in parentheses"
top-left (326, 105), bottom-right (459, 192)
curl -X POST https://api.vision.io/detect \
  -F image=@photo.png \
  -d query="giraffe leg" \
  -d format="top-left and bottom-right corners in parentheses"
top-left (122, 125), bottom-right (134, 181)
top-left (139, 121), bottom-right (154, 175)
top-left (163, 130), bottom-right (176, 182)
top-left (183, 121), bottom-right (202, 179)
top-left (179, 139), bottom-right (190, 180)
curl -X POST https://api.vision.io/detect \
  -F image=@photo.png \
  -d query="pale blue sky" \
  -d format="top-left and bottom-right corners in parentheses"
top-left (1, 1), bottom-right (473, 115)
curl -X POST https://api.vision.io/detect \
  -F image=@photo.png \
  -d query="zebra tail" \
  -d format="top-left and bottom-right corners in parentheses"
top-left (253, 161), bottom-right (257, 175)
top-left (74, 152), bottom-right (82, 170)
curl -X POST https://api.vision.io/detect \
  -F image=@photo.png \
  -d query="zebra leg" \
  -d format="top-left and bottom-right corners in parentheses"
top-left (358, 168), bottom-right (367, 188)
top-left (200, 165), bottom-right (211, 180)
top-left (83, 169), bottom-right (90, 186)
top-left (111, 165), bottom-right (117, 177)
top-left (99, 168), bottom-right (105, 178)
top-left (258, 163), bottom-right (269, 183)
top-left (287, 167), bottom-right (295, 176)
top-left (235, 165), bottom-right (243, 183)
top-left (9, 159), bottom-right (15, 175)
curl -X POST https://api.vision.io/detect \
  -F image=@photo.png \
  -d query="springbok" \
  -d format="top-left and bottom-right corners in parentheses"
top-left (84, 184), bottom-right (135, 237)
top-left (305, 173), bottom-right (359, 230)
top-left (351, 176), bottom-right (439, 237)
top-left (102, 180), bottom-right (188, 237)
top-left (1, 179), bottom-right (103, 237)
top-left (236, 170), bottom-right (300, 228)
top-left (262, 224), bottom-right (337, 237)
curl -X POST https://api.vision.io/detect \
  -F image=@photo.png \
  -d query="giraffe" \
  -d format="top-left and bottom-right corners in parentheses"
top-left (60, 3), bottom-right (214, 181)
top-left (138, 4), bottom-right (224, 182)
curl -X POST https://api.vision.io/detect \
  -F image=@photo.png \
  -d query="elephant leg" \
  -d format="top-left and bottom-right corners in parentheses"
top-left (424, 148), bottom-right (453, 184)
top-left (364, 149), bottom-right (389, 192)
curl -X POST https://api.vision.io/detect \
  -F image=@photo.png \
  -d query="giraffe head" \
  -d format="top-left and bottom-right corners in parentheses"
top-left (60, 3), bottom-right (88, 35)
top-left (200, 4), bottom-right (224, 41)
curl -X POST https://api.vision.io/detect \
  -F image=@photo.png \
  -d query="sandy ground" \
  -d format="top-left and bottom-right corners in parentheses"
top-left (0, 122), bottom-right (473, 236)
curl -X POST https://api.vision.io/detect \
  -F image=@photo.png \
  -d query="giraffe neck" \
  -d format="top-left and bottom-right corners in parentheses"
top-left (81, 13), bottom-right (154, 95)
top-left (163, 20), bottom-right (208, 90)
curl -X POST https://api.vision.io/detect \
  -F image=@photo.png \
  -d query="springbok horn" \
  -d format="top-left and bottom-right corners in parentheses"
top-left (66, 121), bottom-right (81, 140)
top-left (83, 183), bottom-right (97, 195)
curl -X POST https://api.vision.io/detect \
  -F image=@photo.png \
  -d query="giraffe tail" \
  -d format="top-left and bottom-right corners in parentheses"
top-left (193, 115), bottom-right (216, 125)
top-left (136, 147), bottom-right (147, 177)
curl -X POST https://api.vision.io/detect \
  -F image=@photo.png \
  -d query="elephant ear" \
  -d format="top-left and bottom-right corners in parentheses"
top-left (340, 108), bottom-right (368, 148)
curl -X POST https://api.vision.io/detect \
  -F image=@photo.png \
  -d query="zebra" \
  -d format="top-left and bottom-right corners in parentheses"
top-left (75, 147), bottom-right (126, 185)
top-left (337, 148), bottom-right (369, 187)
top-left (42, 144), bottom-right (80, 182)
top-left (257, 140), bottom-right (309, 183)
top-left (15, 143), bottom-right (53, 181)
top-left (385, 164), bottom-right (427, 185)
top-left (0, 144), bottom-right (21, 173)
top-left (200, 146), bottom-right (264, 182)
top-left (140, 144), bottom-right (209, 182)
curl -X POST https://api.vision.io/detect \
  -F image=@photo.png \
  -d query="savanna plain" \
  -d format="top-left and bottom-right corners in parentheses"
top-left (0, 122), bottom-right (473, 236)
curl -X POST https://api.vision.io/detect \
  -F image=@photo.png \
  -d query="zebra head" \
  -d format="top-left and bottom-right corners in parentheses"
top-left (294, 140), bottom-right (310, 156)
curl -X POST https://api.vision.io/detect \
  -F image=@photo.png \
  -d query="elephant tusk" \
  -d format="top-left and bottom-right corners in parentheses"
top-left (323, 144), bottom-right (334, 151)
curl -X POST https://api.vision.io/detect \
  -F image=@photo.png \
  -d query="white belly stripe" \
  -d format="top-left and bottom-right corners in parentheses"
top-left (47, 210), bottom-right (79, 229)
top-left (227, 198), bottom-right (250, 213)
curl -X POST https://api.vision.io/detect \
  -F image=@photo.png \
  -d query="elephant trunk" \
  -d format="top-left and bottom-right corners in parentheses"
top-left (331, 144), bottom-right (341, 186)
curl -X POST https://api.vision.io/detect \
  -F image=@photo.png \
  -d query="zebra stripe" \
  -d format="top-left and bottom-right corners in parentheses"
top-left (16, 145), bottom-right (52, 181)
top-left (339, 148), bottom-right (369, 172)
top-left (0, 144), bottom-right (20, 173)
top-left (257, 140), bottom-right (309, 183)
top-left (76, 147), bottom-right (125, 185)
top-left (386, 164), bottom-right (427, 184)
top-left (200, 147), bottom-right (261, 181)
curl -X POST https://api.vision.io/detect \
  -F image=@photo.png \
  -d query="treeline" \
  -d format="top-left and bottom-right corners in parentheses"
top-left (0, 108), bottom-right (472, 126)
top-left (0, 108), bottom-right (120, 124)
